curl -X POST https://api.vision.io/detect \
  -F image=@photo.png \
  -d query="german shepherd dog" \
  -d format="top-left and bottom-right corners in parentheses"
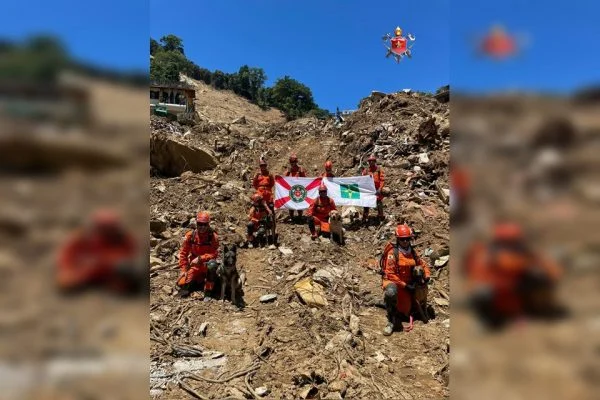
top-left (412, 265), bottom-right (430, 322)
top-left (217, 244), bottom-right (242, 306)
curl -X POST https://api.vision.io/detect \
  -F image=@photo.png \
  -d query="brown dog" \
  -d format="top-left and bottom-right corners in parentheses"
top-left (328, 210), bottom-right (345, 245)
top-left (412, 265), bottom-right (430, 322)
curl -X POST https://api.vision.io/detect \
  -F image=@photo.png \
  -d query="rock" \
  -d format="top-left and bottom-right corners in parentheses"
top-left (150, 237), bottom-right (160, 247)
top-left (249, 139), bottom-right (256, 149)
top-left (299, 386), bottom-right (319, 399)
top-left (149, 256), bottom-right (162, 267)
top-left (325, 330), bottom-right (352, 354)
top-left (371, 90), bottom-right (386, 99)
top-left (232, 115), bottom-right (246, 124)
top-left (349, 315), bottom-right (360, 336)
top-left (442, 318), bottom-right (450, 329)
top-left (418, 153), bottom-right (430, 164)
top-left (198, 322), bottom-right (208, 336)
top-left (313, 269), bottom-right (335, 287)
top-left (328, 380), bottom-right (348, 397)
top-left (260, 294), bottom-right (278, 303)
top-left (295, 278), bottom-right (328, 307)
top-left (373, 351), bottom-right (387, 363)
top-left (279, 247), bottom-right (294, 256)
top-left (255, 387), bottom-right (270, 397)
top-left (289, 262), bottom-right (306, 275)
top-left (418, 117), bottom-right (438, 141)
top-left (150, 218), bottom-right (168, 235)
top-left (434, 255), bottom-right (449, 267)
top-left (157, 184), bottom-right (166, 193)
top-left (434, 298), bottom-right (449, 307)
top-left (150, 133), bottom-right (217, 177)
top-left (341, 206), bottom-right (359, 219)
top-left (323, 392), bottom-right (343, 400)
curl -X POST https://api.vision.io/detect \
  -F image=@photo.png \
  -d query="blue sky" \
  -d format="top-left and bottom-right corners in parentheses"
top-left (451, 0), bottom-right (600, 94)
top-left (150, 0), bottom-right (450, 111)
top-left (2, 0), bottom-right (148, 72)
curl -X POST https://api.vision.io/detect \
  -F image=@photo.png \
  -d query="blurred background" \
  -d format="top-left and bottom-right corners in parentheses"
top-left (0, 1), bottom-right (149, 399)
top-left (451, 1), bottom-right (599, 399)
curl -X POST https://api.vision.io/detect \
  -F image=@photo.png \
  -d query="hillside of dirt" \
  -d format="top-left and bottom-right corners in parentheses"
top-left (150, 85), bottom-right (450, 399)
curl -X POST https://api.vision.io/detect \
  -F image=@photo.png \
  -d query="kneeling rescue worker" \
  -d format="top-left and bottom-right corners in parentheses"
top-left (247, 193), bottom-right (273, 245)
top-left (307, 183), bottom-right (337, 240)
top-left (381, 224), bottom-right (431, 335)
top-left (177, 212), bottom-right (220, 298)
top-left (57, 209), bottom-right (142, 295)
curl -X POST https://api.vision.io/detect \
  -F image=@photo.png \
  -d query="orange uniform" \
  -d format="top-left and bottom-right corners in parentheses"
top-left (177, 228), bottom-right (219, 291)
top-left (363, 165), bottom-right (385, 201)
top-left (307, 196), bottom-right (337, 226)
top-left (57, 229), bottom-right (137, 291)
top-left (466, 242), bottom-right (561, 317)
top-left (252, 171), bottom-right (275, 204)
top-left (249, 205), bottom-right (271, 229)
top-left (382, 244), bottom-right (431, 316)
top-left (285, 166), bottom-right (306, 178)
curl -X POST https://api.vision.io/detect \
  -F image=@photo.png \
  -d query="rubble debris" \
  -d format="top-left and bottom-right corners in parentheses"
top-left (294, 278), bottom-right (328, 307)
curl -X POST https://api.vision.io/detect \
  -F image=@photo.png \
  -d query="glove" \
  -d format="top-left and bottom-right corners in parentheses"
top-left (405, 283), bottom-right (415, 293)
top-left (200, 254), bottom-right (213, 262)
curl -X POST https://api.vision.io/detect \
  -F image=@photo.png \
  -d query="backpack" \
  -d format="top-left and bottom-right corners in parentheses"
top-left (186, 228), bottom-right (216, 247)
top-left (379, 242), bottom-right (420, 276)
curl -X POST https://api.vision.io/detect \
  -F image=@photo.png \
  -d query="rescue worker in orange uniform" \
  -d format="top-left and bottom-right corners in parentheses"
top-left (177, 212), bottom-right (220, 298)
top-left (450, 164), bottom-right (471, 224)
top-left (252, 158), bottom-right (275, 211)
top-left (246, 193), bottom-right (273, 246)
top-left (465, 222), bottom-right (563, 328)
top-left (57, 209), bottom-right (142, 295)
top-left (322, 160), bottom-right (335, 178)
top-left (381, 224), bottom-right (431, 335)
top-left (285, 153), bottom-right (307, 222)
top-left (307, 183), bottom-right (337, 240)
top-left (362, 155), bottom-right (385, 223)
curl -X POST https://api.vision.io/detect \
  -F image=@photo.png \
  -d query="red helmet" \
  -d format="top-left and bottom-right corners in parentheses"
top-left (493, 222), bottom-right (523, 241)
top-left (368, 154), bottom-right (377, 162)
top-left (92, 209), bottom-right (119, 227)
top-left (251, 193), bottom-right (263, 203)
top-left (289, 153), bottom-right (298, 163)
top-left (324, 160), bottom-right (333, 169)
top-left (319, 183), bottom-right (327, 193)
top-left (196, 212), bottom-right (210, 224)
top-left (395, 224), bottom-right (413, 239)
top-left (259, 158), bottom-right (267, 166)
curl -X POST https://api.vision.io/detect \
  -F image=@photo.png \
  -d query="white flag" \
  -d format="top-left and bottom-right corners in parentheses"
top-left (321, 176), bottom-right (377, 207)
top-left (274, 176), bottom-right (323, 210)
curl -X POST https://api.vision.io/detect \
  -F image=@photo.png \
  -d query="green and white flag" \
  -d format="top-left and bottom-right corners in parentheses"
top-left (321, 176), bottom-right (377, 207)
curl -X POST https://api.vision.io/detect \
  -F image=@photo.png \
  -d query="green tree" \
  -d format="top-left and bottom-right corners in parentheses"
top-left (159, 34), bottom-right (184, 54)
top-left (269, 76), bottom-right (317, 120)
top-left (150, 50), bottom-right (192, 83)
top-left (150, 38), bottom-right (160, 55)
top-left (212, 70), bottom-right (230, 89)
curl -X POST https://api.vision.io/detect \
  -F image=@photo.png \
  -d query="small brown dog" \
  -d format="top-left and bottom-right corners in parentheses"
top-left (328, 210), bottom-right (345, 245)
top-left (412, 265), bottom-right (430, 322)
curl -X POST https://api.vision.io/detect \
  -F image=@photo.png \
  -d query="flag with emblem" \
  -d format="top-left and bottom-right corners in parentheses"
top-left (321, 176), bottom-right (377, 207)
top-left (274, 176), bottom-right (323, 210)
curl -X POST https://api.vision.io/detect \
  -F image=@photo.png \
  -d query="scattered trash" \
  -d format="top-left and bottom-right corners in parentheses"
top-left (434, 255), bottom-right (449, 267)
top-left (260, 294), bottom-right (278, 303)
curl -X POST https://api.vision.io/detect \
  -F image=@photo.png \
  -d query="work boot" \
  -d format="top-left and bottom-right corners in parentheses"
top-left (178, 288), bottom-right (190, 298)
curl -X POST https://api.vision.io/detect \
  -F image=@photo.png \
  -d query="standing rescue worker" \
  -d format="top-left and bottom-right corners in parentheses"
top-left (285, 153), bottom-right (307, 222)
top-left (322, 160), bottom-right (335, 178)
top-left (381, 224), bottom-right (431, 335)
top-left (177, 212), bottom-right (220, 298)
top-left (252, 158), bottom-right (275, 214)
top-left (362, 155), bottom-right (385, 223)
top-left (247, 193), bottom-right (273, 246)
top-left (307, 183), bottom-right (337, 240)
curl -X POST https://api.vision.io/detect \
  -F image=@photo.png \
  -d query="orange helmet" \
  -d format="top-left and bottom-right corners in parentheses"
top-left (395, 224), bottom-right (413, 239)
top-left (259, 158), bottom-right (267, 166)
top-left (251, 193), bottom-right (263, 203)
top-left (325, 160), bottom-right (333, 169)
top-left (196, 212), bottom-right (210, 224)
top-left (92, 209), bottom-right (119, 227)
top-left (289, 153), bottom-right (298, 163)
top-left (368, 154), bottom-right (377, 162)
top-left (319, 183), bottom-right (327, 193)
top-left (493, 222), bottom-right (523, 241)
